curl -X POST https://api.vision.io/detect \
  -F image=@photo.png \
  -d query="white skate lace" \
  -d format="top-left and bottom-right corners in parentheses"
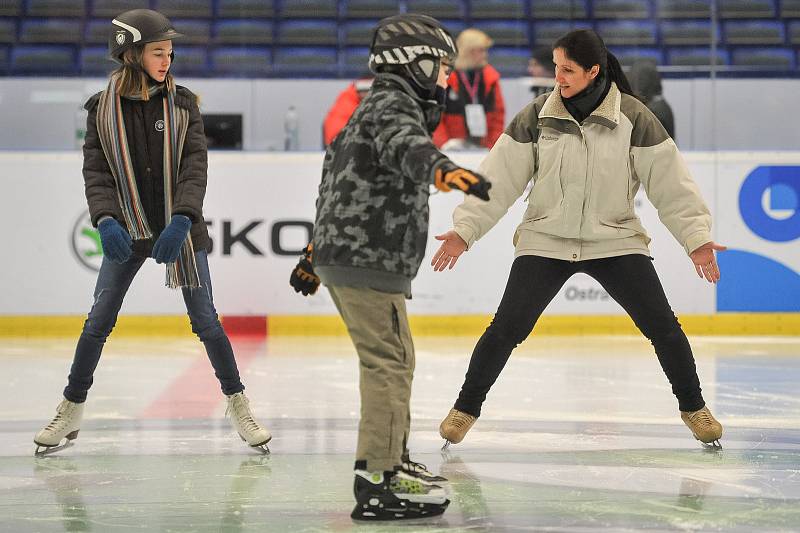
top-left (45, 413), bottom-right (66, 432)
top-left (226, 396), bottom-right (262, 433)
top-left (45, 403), bottom-right (74, 432)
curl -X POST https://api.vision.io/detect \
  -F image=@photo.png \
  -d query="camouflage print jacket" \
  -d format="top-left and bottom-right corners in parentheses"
top-left (312, 74), bottom-right (452, 296)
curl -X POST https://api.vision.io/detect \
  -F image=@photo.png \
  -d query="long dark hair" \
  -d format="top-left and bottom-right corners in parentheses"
top-left (552, 29), bottom-right (636, 98)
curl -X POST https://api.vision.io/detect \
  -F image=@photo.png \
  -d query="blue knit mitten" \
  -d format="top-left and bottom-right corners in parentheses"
top-left (152, 214), bottom-right (191, 264)
top-left (98, 218), bottom-right (133, 264)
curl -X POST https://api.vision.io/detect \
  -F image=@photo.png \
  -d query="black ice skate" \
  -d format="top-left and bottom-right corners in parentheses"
top-left (351, 465), bottom-right (449, 521)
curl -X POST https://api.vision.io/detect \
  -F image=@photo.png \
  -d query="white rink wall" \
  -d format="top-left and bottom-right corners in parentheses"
top-left (1, 151), bottom-right (798, 316)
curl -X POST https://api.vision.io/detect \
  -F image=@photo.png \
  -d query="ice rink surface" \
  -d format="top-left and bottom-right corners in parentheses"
top-left (2, 334), bottom-right (799, 532)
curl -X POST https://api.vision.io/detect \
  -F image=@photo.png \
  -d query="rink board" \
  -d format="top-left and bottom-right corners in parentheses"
top-left (1, 151), bottom-right (798, 326)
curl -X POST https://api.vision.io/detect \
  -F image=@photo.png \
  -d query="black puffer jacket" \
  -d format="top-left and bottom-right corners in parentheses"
top-left (83, 84), bottom-right (210, 256)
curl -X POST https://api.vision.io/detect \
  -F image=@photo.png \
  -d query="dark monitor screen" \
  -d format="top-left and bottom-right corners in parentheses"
top-left (202, 114), bottom-right (243, 150)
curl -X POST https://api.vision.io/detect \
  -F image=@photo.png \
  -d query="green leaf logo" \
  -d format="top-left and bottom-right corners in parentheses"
top-left (71, 210), bottom-right (103, 272)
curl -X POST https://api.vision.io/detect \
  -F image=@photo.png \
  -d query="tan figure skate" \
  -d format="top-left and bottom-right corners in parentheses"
top-left (439, 408), bottom-right (477, 450)
top-left (681, 405), bottom-right (723, 449)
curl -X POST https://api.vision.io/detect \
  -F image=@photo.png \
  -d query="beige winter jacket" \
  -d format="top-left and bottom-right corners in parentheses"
top-left (453, 82), bottom-right (712, 261)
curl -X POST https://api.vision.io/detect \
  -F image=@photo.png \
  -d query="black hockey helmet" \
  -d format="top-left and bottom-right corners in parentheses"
top-left (369, 14), bottom-right (457, 96)
top-left (108, 9), bottom-right (183, 63)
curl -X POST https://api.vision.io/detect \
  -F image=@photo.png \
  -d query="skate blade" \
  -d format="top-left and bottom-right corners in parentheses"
top-left (700, 439), bottom-right (722, 450)
top-left (34, 440), bottom-right (74, 457)
top-left (693, 432), bottom-right (722, 450)
top-left (251, 444), bottom-right (270, 455)
top-left (239, 433), bottom-right (272, 455)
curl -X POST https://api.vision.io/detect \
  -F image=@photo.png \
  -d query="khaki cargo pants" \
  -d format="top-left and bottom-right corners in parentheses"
top-left (328, 285), bottom-right (415, 472)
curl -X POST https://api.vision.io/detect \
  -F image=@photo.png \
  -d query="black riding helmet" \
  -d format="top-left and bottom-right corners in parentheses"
top-left (108, 9), bottom-right (183, 63)
top-left (369, 14), bottom-right (457, 98)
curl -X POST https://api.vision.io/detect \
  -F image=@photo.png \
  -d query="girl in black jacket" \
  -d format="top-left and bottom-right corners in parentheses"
top-left (34, 9), bottom-right (270, 455)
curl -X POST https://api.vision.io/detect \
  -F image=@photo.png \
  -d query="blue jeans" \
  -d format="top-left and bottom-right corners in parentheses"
top-left (63, 250), bottom-right (244, 403)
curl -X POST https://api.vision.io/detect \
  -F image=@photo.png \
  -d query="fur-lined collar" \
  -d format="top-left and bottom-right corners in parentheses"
top-left (539, 81), bottom-right (621, 129)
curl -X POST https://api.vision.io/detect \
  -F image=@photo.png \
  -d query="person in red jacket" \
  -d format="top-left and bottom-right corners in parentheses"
top-left (323, 77), bottom-right (373, 147)
top-left (433, 28), bottom-right (505, 150)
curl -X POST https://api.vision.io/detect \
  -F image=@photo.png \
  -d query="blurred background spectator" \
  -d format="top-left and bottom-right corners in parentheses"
top-left (322, 76), bottom-right (372, 147)
top-left (629, 59), bottom-right (676, 140)
top-left (433, 28), bottom-right (505, 150)
top-left (528, 46), bottom-right (556, 98)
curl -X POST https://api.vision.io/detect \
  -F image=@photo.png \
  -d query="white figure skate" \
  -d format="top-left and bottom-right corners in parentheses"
top-left (34, 399), bottom-right (84, 456)
top-left (226, 392), bottom-right (271, 454)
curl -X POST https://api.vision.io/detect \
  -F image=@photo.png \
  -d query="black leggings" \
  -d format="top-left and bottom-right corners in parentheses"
top-left (454, 254), bottom-right (705, 416)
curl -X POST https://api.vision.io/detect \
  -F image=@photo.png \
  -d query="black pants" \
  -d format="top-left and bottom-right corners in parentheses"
top-left (454, 254), bottom-right (705, 416)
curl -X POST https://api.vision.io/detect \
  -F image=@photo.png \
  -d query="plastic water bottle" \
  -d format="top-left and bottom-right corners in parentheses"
top-left (74, 103), bottom-right (88, 149)
top-left (284, 105), bottom-right (299, 151)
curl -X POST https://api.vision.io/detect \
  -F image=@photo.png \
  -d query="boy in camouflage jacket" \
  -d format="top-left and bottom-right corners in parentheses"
top-left (290, 14), bottom-right (491, 522)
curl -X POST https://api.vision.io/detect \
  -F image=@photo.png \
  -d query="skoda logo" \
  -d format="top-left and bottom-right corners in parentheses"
top-left (115, 32), bottom-right (126, 45)
top-left (739, 166), bottom-right (800, 242)
top-left (71, 210), bottom-right (103, 272)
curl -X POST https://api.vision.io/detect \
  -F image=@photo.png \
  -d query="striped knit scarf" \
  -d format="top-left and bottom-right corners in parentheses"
top-left (96, 73), bottom-right (200, 288)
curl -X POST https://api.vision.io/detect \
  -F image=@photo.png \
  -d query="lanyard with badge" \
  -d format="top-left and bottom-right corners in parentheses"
top-left (459, 70), bottom-right (487, 138)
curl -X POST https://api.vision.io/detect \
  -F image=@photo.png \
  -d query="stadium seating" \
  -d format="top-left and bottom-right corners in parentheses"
top-left (20, 19), bottom-right (82, 44)
top-left (530, 0), bottom-right (588, 19)
top-left (154, 0), bottom-right (212, 18)
top-left (27, 0), bottom-right (85, 17)
top-left (732, 47), bottom-right (794, 68)
top-left (597, 20), bottom-right (657, 46)
top-left (273, 46), bottom-right (338, 76)
top-left (478, 21), bottom-right (529, 47)
top-left (718, 0), bottom-right (775, 19)
top-left (660, 21), bottom-right (714, 46)
top-left (724, 21), bottom-right (785, 46)
top-left (470, 0), bottom-right (525, 20)
top-left (655, 0), bottom-right (710, 19)
top-left (12, 44), bottom-right (75, 74)
top-left (211, 46), bottom-right (270, 76)
top-left (593, 0), bottom-right (650, 19)
top-left (0, 0), bottom-right (21, 17)
top-left (782, 0), bottom-right (800, 17)
top-left (278, 20), bottom-right (338, 46)
top-left (217, 0), bottom-right (274, 18)
top-left (0, 18), bottom-right (15, 43)
top-left (0, 0), bottom-right (797, 77)
top-left (214, 20), bottom-right (272, 45)
top-left (343, 0), bottom-right (398, 18)
top-left (92, 1), bottom-right (155, 18)
top-left (0, 45), bottom-right (8, 72)
top-left (80, 46), bottom-right (114, 75)
top-left (281, 0), bottom-right (337, 18)
top-left (406, 0), bottom-right (464, 19)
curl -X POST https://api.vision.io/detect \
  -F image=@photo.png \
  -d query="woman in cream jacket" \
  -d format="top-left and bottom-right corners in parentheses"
top-left (434, 30), bottom-right (726, 449)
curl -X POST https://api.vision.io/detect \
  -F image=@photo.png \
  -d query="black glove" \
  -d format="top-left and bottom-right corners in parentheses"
top-left (98, 217), bottom-right (133, 264)
top-left (434, 162), bottom-right (492, 201)
top-left (290, 243), bottom-right (320, 296)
